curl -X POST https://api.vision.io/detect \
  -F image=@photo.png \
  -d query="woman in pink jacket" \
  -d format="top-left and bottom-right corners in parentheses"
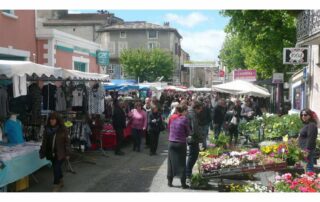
top-left (128, 101), bottom-right (147, 152)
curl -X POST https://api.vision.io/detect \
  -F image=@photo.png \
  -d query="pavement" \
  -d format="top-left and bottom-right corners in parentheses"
top-left (25, 132), bottom-right (205, 192)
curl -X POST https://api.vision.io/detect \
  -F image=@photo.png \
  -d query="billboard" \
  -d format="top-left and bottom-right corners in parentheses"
top-left (233, 69), bottom-right (256, 81)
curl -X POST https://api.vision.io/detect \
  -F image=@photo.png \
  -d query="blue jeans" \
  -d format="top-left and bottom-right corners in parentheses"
top-left (132, 128), bottom-right (143, 151)
top-left (306, 150), bottom-right (315, 172)
top-left (186, 142), bottom-right (200, 177)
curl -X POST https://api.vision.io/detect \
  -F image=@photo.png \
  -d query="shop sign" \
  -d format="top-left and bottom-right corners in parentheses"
top-left (283, 48), bottom-right (309, 65)
top-left (96, 50), bottom-right (109, 65)
top-left (272, 73), bottom-right (284, 84)
top-left (233, 69), bottom-right (256, 81)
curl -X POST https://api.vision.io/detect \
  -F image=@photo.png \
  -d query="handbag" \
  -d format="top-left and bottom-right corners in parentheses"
top-left (230, 116), bottom-right (238, 125)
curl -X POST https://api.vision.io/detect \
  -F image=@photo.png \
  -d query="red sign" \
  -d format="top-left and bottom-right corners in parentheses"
top-left (219, 70), bottom-right (225, 77)
top-left (233, 70), bottom-right (257, 81)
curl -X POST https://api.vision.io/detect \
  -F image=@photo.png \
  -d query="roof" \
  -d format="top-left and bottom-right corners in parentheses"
top-left (98, 21), bottom-right (182, 38)
top-left (43, 13), bottom-right (123, 26)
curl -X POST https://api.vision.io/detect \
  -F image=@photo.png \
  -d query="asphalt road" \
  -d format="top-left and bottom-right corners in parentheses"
top-left (26, 132), bottom-right (201, 192)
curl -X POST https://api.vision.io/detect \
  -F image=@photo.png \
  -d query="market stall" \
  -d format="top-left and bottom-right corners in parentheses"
top-left (0, 60), bottom-right (111, 191)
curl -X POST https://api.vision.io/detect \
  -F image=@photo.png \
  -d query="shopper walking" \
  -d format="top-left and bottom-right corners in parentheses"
top-left (212, 98), bottom-right (226, 139)
top-left (147, 104), bottom-right (164, 155)
top-left (167, 104), bottom-right (190, 189)
top-left (39, 112), bottom-right (71, 192)
top-left (186, 101), bottom-right (205, 182)
top-left (128, 101), bottom-right (147, 152)
top-left (112, 100), bottom-right (126, 155)
top-left (144, 97), bottom-right (152, 148)
top-left (298, 109), bottom-right (318, 172)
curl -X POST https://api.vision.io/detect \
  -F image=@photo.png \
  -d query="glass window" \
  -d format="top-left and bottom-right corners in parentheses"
top-left (120, 31), bottom-right (126, 38)
top-left (2, 10), bottom-right (14, 15)
top-left (74, 61), bottom-right (87, 72)
top-left (293, 85), bottom-right (301, 110)
top-left (148, 30), bottom-right (158, 39)
top-left (148, 42), bottom-right (159, 49)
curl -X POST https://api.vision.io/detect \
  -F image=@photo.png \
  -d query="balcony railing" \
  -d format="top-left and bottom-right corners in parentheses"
top-left (297, 10), bottom-right (320, 42)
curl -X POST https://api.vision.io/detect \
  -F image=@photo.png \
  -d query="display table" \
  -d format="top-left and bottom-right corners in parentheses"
top-left (0, 142), bottom-right (50, 188)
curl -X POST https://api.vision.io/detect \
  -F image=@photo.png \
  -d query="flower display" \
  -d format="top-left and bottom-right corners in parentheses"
top-left (274, 172), bottom-right (320, 192)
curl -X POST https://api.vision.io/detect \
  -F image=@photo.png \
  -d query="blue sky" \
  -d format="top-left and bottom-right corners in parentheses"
top-left (69, 10), bottom-right (230, 61)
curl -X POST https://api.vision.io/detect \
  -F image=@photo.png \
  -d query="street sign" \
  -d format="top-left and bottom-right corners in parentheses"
top-left (96, 50), bottom-right (109, 65)
top-left (233, 69), bottom-right (257, 81)
top-left (283, 48), bottom-right (309, 65)
top-left (272, 73), bottom-right (284, 84)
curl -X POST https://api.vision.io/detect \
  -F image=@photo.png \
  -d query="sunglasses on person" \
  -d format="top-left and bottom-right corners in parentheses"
top-left (301, 113), bottom-right (309, 117)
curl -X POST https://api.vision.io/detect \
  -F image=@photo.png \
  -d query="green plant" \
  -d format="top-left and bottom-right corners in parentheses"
top-left (211, 132), bottom-right (230, 148)
top-left (190, 173), bottom-right (210, 189)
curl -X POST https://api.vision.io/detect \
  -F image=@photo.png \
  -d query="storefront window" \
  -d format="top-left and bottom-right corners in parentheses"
top-left (74, 61), bottom-right (87, 72)
top-left (293, 85), bottom-right (301, 110)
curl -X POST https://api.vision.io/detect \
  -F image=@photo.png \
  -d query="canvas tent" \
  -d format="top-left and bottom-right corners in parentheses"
top-left (0, 60), bottom-right (110, 81)
top-left (212, 80), bottom-right (270, 97)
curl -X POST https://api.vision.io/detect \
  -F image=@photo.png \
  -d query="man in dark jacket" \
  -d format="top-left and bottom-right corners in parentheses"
top-left (212, 98), bottom-right (226, 139)
top-left (186, 101), bottom-right (205, 182)
top-left (112, 100), bottom-right (126, 155)
top-left (197, 97), bottom-right (212, 149)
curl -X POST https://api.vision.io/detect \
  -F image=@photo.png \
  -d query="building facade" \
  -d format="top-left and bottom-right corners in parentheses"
top-left (98, 21), bottom-right (182, 81)
top-left (183, 63), bottom-right (217, 88)
top-left (289, 10), bottom-right (320, 116)
top-left (36, 29), bottom-right (102, 73)
top-left (0, 10), bottom-right (37, 61)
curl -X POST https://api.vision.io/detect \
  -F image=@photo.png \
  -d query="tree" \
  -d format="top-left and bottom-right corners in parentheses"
top-left (219, 10), bottom-right (297, 79)
top-left (120, 48), bottom-right (174, 82)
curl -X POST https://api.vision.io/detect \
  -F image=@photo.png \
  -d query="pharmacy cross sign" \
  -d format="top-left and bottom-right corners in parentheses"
top-left (283, 48), bottom-right (309, 65)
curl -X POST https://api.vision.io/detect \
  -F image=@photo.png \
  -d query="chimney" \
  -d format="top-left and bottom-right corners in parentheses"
top-left (163, 22), bottom-right (170, 27)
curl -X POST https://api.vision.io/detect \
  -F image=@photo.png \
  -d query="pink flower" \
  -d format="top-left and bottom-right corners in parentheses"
top-left (299, 187), bottom-right (309, 192)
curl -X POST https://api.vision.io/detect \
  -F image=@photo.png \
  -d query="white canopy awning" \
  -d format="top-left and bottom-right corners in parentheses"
top-left (188, 86), bottom-right (212, 92)
top-left (0, 60), bottom-right (109, 81)
top-left (212, 80), bottom-right (270, 97)
top-left (0, 60), bottom-right (61, 78)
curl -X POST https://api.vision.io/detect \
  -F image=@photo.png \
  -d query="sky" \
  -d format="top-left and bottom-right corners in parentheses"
top-left (69, 10), bottom-right (230, 62)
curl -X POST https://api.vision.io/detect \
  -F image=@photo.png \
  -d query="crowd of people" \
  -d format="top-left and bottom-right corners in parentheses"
top-left (37, 90), bottom-right (319, 191)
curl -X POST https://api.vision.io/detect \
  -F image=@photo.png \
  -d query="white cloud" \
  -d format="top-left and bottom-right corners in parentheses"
top-left (164, 12), bottom-right (208, 28)
top-left (181, 30), bottom-right (226, 61)
top-left (68, 10), bottom-right (82, 14)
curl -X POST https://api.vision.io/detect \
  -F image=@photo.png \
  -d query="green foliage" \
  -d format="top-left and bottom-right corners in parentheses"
top-left (190, 173), bottom-right (209, 189)
top-left (209, 132), bottom-right (230, 148)
top-left (219, 10), bottom-right (298, 79)
top-left (120, 48), bottom-right (174, 82)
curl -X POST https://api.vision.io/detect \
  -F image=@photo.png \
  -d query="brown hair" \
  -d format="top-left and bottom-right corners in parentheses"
top-left (300, 108), bottom-right (317, 123)
top-left (47, 112), bottom-right (66, 130)
top-left (175, 104), bottom-right (188, 114)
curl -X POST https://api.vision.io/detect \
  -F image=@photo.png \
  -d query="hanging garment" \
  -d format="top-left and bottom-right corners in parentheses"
top-left (55, 87), bottom-right (67, 111)
top-left (0, 87), bottom-right (9, 119)
top-left (88, 85), bottom-right (105, 115)
top-left (72, 88), bottom-right (84, 107)
top-left (42, 84), bottom-right (57, 110)
top-left (63, 82), bottom-right (74, 109)
top-left (12, 75), bottom-right (27, 98)
top-left (28, 83), bottom-right (42, 123)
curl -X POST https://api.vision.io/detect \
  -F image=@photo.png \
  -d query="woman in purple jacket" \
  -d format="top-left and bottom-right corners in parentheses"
top-left (167, 104), bottom-right (190, 189)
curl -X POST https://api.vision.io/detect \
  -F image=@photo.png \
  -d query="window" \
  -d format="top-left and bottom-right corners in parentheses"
top-left (2, 10), bottom-right (18, 19)
top-left (2, 10), bottom-right (14, 15)
top-left (74, 61), bottom-right (87, 72)
top-left (148, 30), bottom-right (158, 39)
top-left (148, 41), bottom-right (159, 49)
top-left (293, 85), bottom-right (302, 110)
top-left (120, 31), bottom-right (126, 38)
